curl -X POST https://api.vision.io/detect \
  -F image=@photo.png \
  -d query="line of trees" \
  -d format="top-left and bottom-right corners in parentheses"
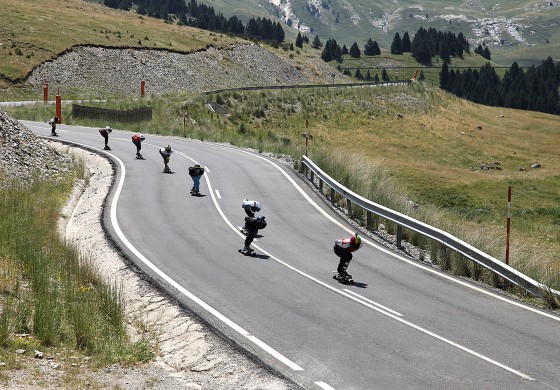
top-left (440, 57), bottom-right (560, 115)
top-left (474, 44), bottom-right (491, 61)
top-left (295, 32), bottom-right (310, 49)
top-left (390, 32), bottom-right (411, 54)
top-left (411, 27), bottom-right (470, 63)
top-left (320, 37), bottom-right (382, 62)
top-left (319, 26), bottom-right (472, 64)
top-left (103, 0), bottom-right (284, 43)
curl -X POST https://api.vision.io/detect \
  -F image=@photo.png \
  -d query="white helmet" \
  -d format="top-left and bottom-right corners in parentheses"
top-left (105, 125), bottom-right (112, 133)
top-left (139, 134), bottom-right (145, 141)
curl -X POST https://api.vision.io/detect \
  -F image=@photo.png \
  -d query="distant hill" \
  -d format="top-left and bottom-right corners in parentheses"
top-left (201, 0), bottom-right (560, 66)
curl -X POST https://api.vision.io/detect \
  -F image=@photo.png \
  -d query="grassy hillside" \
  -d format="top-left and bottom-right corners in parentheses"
top-left (0, 0), bottom-right (240, 81)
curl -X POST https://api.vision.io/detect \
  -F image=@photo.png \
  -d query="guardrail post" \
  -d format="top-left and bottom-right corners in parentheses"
top-left (396, 226), bottom-right (403, 248)
top-left (330, 188), bottom-right (335, 204)
top-left (366, 211), bottom-right (372, 229)
top-left (346, 199), bottom-right (352, 216)
top-left (319, 179), bottom-right (324, 194)
top-left (310, 170), bottom-right (314, 184)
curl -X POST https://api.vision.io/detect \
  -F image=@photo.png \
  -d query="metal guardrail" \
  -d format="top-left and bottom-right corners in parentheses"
top-left (302, 155), bottom-right (560, 299)
top-left (204, 80), bottom-right (409, 95)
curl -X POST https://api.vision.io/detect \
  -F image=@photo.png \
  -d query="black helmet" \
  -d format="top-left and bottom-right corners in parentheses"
top-left (251, 201), bottom-right (261, 212)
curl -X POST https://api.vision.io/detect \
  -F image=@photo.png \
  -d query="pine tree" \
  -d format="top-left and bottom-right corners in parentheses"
top-left (321, 38), bottom-right (339, 62)
top-left (349, 42), bottom-right (361, 58)
top-left (312, 34), bottom-right (322, 49)
top-left (391, 32), bottom-right (403, 54)
top-left (372, 41), bottom-right (381, 55)
top-left (275, 22), bottom-right (285, 42)
top-left (296, 32), bottom-right (303, 48)
top-left (334, 45), bottom-right (342, 62)
top-left (402, 32), bottom-right (411, 52)
top-left (483, 46), bottom-right (491, 61)
top-left (355, 68), bottom-right (363, 80)
top-left (440, 62), bottom-right (449, 90)
top-left (382, 68), bottom-right (388, 82)
top-left (104, 0), bottom-right (119, 8)
top-left (364, 38), bottom-right (375, 56)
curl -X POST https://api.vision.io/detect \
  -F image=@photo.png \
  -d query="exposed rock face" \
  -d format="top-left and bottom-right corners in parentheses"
top-left (0, 110), bottom-right (71, 182)
top-left (27, 44), bottom-right (318, 96)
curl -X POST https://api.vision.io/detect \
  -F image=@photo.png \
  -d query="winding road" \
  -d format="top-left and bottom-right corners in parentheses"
top-left (23, 121), bottom-right (560, 390)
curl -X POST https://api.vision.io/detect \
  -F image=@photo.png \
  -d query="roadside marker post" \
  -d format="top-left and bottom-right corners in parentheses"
top-left (506, 186), bottom-right (512, 265)
top-left (55, 89), bottom-right (62, 123)
top-left (43, 81), bottom-right (48, 103)
top-left (301, 119), bottom-right (313, 156)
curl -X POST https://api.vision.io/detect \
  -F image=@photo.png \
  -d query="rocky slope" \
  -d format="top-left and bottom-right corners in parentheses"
top-left (0, 110), bottom-right (71, 182)
top-left (26, 43), bottom-right (340, 96)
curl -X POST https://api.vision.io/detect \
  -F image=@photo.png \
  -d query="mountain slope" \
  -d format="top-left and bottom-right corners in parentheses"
top-left (203, 0), bottom-right (560, 66)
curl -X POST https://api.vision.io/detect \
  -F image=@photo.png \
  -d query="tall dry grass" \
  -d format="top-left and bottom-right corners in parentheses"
top-left (0, 168), bottom-right (153, 364)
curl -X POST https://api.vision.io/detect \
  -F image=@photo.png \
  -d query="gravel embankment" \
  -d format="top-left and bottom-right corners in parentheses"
top-left (0, 110), bottom-right (71, 181)
top-left (27, 43), bottom-right (334, 95)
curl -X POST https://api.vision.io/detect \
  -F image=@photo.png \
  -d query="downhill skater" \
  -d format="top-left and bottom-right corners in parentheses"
top-left (333, 232), bottom-right (362, 283)
top-left (99, 126), bottom-right (112, 150)
top-left (239, 215), bottom-right (267, 255)
top-left (159, 145), bottom-right (174, 173)
top-left (132, 134), bottom-right (145, 159)
top-left (188, 164), bottom-right (205, 195)
top-left (48, 115), bottom-right (59, 136)
top-left (240, 199), bottom-right (261, 234)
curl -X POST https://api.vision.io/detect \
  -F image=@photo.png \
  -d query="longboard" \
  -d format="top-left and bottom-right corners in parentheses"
top-left (238, 248), bottom-right (256, 256)
top-left (333, 271), bottom-right (354, 284)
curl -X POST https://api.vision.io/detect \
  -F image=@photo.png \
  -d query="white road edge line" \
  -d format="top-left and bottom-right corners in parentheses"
top-left (314, 381), bottom-right (337, 390)
top-left (343, 289), bottom-right (403, 316)
top-left (215, 189), bottom-right (221, 199)
top-left (104, 148), bottom-right (304, 372)
top-left (199, 146), bottom-right (535, 380)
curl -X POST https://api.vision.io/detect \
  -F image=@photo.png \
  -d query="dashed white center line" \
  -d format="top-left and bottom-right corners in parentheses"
top-left (343, 289), bottom-right (403, 316)
top-left (215, 189), bottom-right (221, 199)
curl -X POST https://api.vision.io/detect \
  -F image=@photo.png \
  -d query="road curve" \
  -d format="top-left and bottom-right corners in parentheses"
top-left (23, 121), bottom-right (560, 390)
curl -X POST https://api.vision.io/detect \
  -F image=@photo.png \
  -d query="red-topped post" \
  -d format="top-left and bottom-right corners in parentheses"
top-left (56, 88), bottom-right (62, 123)
top-left (141, 80), bottom-right (145, 97)
top-left (43, 81), bottom-right (48, 102)
top-left (505, 186), bottom-right (512, 265)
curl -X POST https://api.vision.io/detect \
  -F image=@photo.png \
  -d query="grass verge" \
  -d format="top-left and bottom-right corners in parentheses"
top-left (0, 163), bottom-right (154, 387)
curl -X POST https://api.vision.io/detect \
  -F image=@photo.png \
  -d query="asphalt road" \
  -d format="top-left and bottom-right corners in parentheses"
top-left (23, 121), bottom-right (560, 390)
